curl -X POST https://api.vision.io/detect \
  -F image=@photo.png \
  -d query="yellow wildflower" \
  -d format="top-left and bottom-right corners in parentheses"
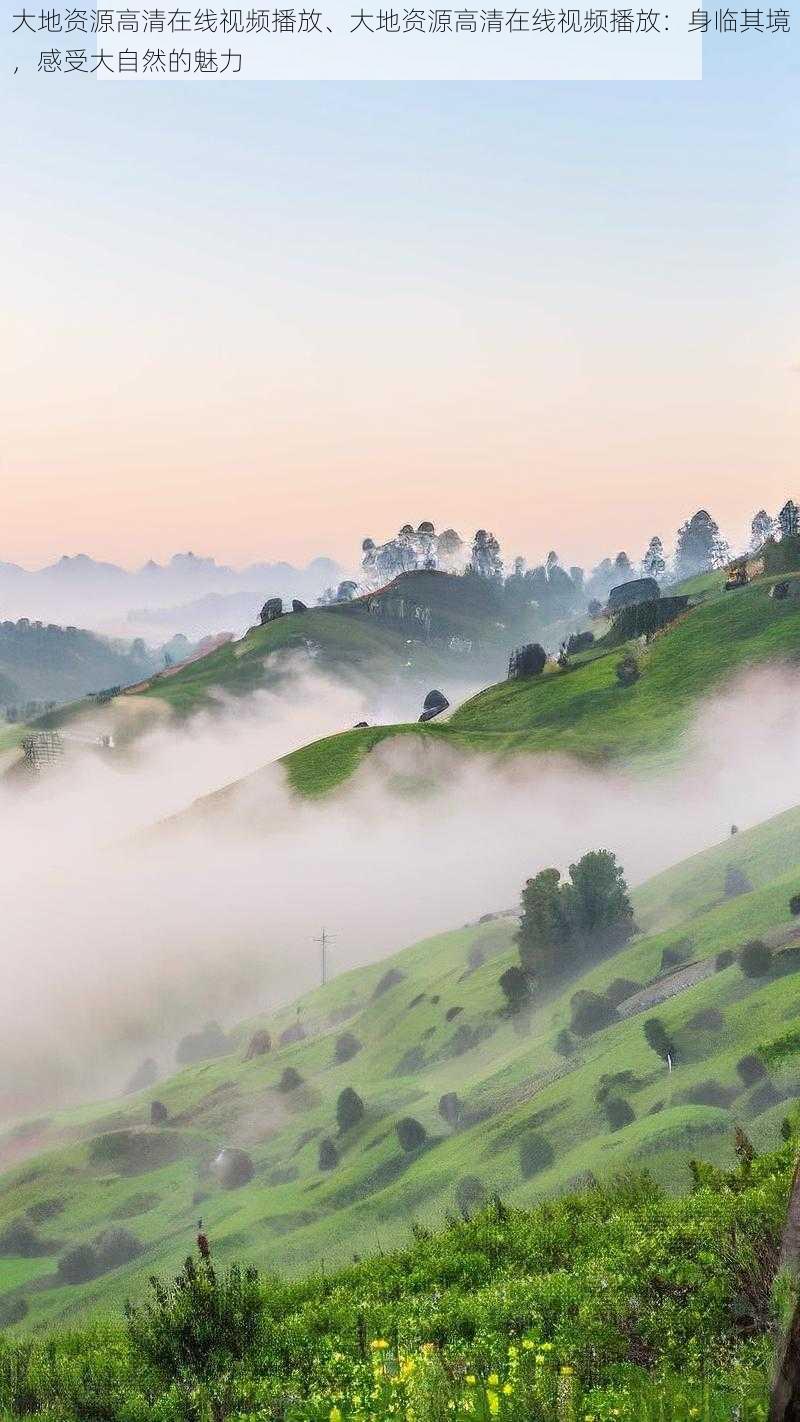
top-left (503, 1383), bottom-right (513, 1395)
top-left (329, 1410), bottom-right (343, 1422)
top-left (488, 1373), bottom-right (499, 1386)
top-left (370, 1339), bottom-right (390, 1351)
top-left (466, 1375), bottom-right (477, 1385)
top-left (486, 1390), bottom-right (500, 1417)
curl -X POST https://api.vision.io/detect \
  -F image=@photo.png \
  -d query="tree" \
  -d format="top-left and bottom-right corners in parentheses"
top-left (739, 940), bottom-right (772, 978)
top-left (674, 509), bottom-right (728, 578)
top-left (469, 529), bottom-right (503, 579)
top-left (516, 867), bottom-right (572, 981)
top-left (334, 1032), bottom-right (362, 1064)
top-left (615, 654), bottom-right (640, 687)
top-left (318, 1138), bottom-right (339, 1171)
top-left (396, 1117), bottom-right (427, 1152)
top-left (642, 536), bottom-right (666, 580)
top-left (643, 1017), bottom-right (675, 1063)
top-left (751, 509), bottom-right (777, 550)
top-left (498, 965), bottom-right (531, 1014)
top-left (614, 551), bottom-right (634, 579)
top-left (562, 850), bottom-right (636, 957)
top-left (336, 1087), bottom-right (364, 1133)
top-left (508, 643), bottom-right (547, 679)
top-left (779, 500), bottom-right (799, 540)
top-left (438, 1092), bottom-right (462, 1128)
top-left (736, 1054), bottom-right (767, 1086)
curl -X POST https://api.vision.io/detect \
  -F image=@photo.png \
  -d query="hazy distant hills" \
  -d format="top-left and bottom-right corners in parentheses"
top-left (0, 553), bottom-right (343, 638)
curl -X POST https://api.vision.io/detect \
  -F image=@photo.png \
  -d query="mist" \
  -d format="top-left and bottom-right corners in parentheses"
top-left (5, 662), bottom-right (800, 1122)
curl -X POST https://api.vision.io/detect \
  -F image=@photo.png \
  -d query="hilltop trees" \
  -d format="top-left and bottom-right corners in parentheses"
top-left (675, 510), bottom-right (729, 579)
top-left (469, 529), bottom-right (503, 580)
top-left (642, 536), bottom-right (666, 580)
top-left (751, 509), bottom-right (777, 550)
top-left (779, 500), bottom-right (800, 540)
top-left (516, 851), bottom-right (636, 986)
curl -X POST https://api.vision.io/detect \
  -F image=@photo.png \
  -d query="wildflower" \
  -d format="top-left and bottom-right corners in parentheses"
top-left (522, 1339), bottom-right (536, 1350)
top-left (561, 1365), bottom-right (575, 1376)
top-left (370, 1339), bottom-right (390, 1351)
top-left (488, 1373), bottom-right (499, 1386)
top-left (508, 1345), bottom-right (518, 1359)
top-left (486, 1390), bottom-right (500, 1416)
top-left (330, 1410), bottom-right (343, 1422)
top-left (466, 1375), bottom-right (477, 1385)
top-left (503, 1383), bottom-right (513, 1395)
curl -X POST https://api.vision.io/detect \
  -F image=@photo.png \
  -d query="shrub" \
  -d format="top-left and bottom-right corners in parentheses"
top-left (373, 967), bottom-right (405, 998)
top-left (554, 1027), bottom-right (576, 1057)
top-left (125, 1243), bottom-right (264, 1385)
top-left (0, 1218), bottom-right (49, 1258)
top-left (58, 1243), bottom-right (97, 1284)
top-left (566, 630), bottom-right (595, 654)
top-left (0, 1296), bottom-right (28, 1327)
top-left (212, 1149), bottom-right (254, 1190)
top-left (508, 642), bottom-right (547, 679)
top-left (88, 1130), bottom-right (183, 1176)
top-left (724, 865), bottom-right (753, 900)
top-left (604, 977), bottom-right (639, 1006)
top-left (244, 1030), bottom-right (271, 1060)
top-left (279, 1022), bottom-right (307, 1046)
top-left (715, 949), bottom-right (735, 971)
top-left (739, 940), bottom-right (772, 977)
top-left (176, 1021), bottom-right (230, 1066)
top-left (438, 1092), bottom-right (462, 1128)
top-left (455, 1176), bottom-right (486, 1216)
top-left (150, 1100), bottom-right (168, 1125)
top-left (569, 990), bottom-right (618, 1037)
top-left (449, 1023), bottom-right (483, 1056)
top-left (394, 1045), bottom-right (426, 1075)
top-left (660, 938), bottom-right (692, 972)
top-left (278, 1067), bottom-right (303, 1092)
top-left (603, 1097), bottom-right (635, 1131)
top-left (615, 653), bottom-right (640, 687)
top-left (519, 1132), bottom-right (554, 1179)
top-left (498, 965), bottom-right (531, 1013)
top-left (336, 1087), bottom-right (365, 1133)
top-left (318, 1139), bottom-right (339, 1171)
top-left (26, 1197), bottom-right (65, 1224)
top-left (790, 893), bottom-right (800, 917)
top-left (445, 1005), bottom-right (463, 1021)
top-left (396, 1117), bottom-right (427, 1152)
top-left (643, 1017), bottom-right (676, 1063)
top-left (681, 1079), bottom-right (736, 1109)
top-left (334, 1032), bottom-right (362, 1064)
top-left (736, 1054), bottom-right (767, 1086)
top-left (94, 1227), bottom-right (143, 1272)
top-left (686, 1007), bottom-right (724, 1031)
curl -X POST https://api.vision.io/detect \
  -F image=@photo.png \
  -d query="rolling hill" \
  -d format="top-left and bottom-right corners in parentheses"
top-left (4, 797), bottom-right (800, 1334)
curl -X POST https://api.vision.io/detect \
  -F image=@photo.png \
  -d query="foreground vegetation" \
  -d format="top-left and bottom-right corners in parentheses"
top-left (0, 1136), bottom-right (788, 1419)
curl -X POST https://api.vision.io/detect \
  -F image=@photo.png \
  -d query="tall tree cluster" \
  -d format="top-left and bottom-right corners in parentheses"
top-left (515, 850), bottom-right (636, 986)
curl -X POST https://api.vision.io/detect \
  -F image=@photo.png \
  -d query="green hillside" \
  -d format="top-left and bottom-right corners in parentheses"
top-left (282, 569), bottom-right (800, 794)
top-left (4, 799), bottom-right (800, 1338)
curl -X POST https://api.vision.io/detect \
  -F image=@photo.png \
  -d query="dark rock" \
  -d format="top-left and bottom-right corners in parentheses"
top-left (259, 597), bottom-right (283, 625)
top-left (418, 689), bottom-right (449, 722)
top-left (291, 599), bottom-right (307, 612)
top-left (353, 720), bottom-right (369, 728)
top-left (212, 1148), bottom-right (254, 1190)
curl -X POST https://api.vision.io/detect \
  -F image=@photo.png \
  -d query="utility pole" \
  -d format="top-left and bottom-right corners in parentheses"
top-left (313, 927), bottom-right (333, 987)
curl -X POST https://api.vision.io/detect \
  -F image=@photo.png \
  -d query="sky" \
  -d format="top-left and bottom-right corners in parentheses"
top-left (2, 37), bottom-right (797, 572)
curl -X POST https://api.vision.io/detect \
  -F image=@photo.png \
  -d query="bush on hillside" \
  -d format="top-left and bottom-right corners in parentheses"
top-left (318, 1139), bottom-right (339, 1171)
top-left (279, 1022), bottom-right (307, 1046)
top-left (0, 1296), bottom-right (28, 1327)
top-left (88, 1130), bottom-right (183, 1176)
top-left (739, 940), bottom-right (772, 977)
top-left (150, 1100), bottom-right (168, 1125)
top-left (790, 894), bottom-right (800, 917)
top-left (445, 1005), bottom-right (463, 1021)
top-left (438, 1092), bottom-right (462, 1128)
top-left (643, 1017), bottom-right (676, 1064)
top-left (58, 1244), bottom-right (98, 1285)
top-left (603, 1097), bottom-right (635, 1131)
top-left (176, 1021), bottom-right (230, 1066)
top-left (334, 1032), bottom-right (362, 1064)
top-left (26, 1197), bottom-right (65, 1224)
top-left (94, 1228), bottom-right (143, 1272)
top-left (393, 1045), bottom-right (426, 1075)
top-left (615, 654), bottom-right (640, 687)
top-left (724, 865), bottom-right (753, 900)
top-left (566, 630), bottom-right (595, 654)
top-left (372, 967), bottom-right (405, 998)
top-left (0, 1218), bottom-right (51, 1258)
top-left (125, 1243), bottom-right (264, 1385)
top-left (519, 1132), bottom-right (555, 1180)
top-left (498, 965), bottom-right (531, 1013)
top-left (507, 642), bottom-right (547, 679)
top-left (569, 990), bottom-right (618, 1037)
top-left (554, 1027), bottom-right (576, 1057)
top-left (686, 1008), bottom-right (724, 1031)
top-left (680, 1079), bottom-right (737, 1109)
top-left (455, 1176), bottom-right (487, 1216)
top-left (336, 1087), bottom-right (365, 1134)
top-left (604, 977), bottom-right (639, 1007)
top-left (277, 1067), bottom-right (303, 1092)
top-left (736, 1054), bottom-right (767, 1086)
top-left (244, 1030), bottom-right (271, 1060)
top-left (396, 1117), bottom-right (427, 1152)
top-left (660, 938), bottom-right (693, 972)
top-left (715, 949), bottom-right (735, 971)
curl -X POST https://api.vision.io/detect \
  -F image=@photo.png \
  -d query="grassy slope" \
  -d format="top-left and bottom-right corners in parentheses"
top-left (5, 800), bottom-right (800, 1331)
top-left (283, 571), bottom-right (800, 793)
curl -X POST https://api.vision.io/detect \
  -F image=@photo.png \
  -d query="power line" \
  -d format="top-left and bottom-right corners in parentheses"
top-left (313, 927), bottom-right (334, 987)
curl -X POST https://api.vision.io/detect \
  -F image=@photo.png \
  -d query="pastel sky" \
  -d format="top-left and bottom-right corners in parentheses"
top-left (2, 37), bottom-right (797, 571)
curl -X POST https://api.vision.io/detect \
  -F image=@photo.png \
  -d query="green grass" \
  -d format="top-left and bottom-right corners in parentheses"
top-left (5, 793), bottom-right (800, 1333)
top-left (281, 572), bottom-right (800, 794)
